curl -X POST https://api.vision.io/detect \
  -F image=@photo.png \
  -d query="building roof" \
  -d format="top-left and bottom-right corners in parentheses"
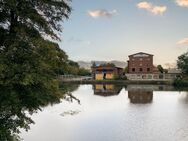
top-left (128, 52), bottom-right (153, 57)
top-left (168, 68), bottom-right (182, 74)
top-left (92, 66), bottom-right (123, 70)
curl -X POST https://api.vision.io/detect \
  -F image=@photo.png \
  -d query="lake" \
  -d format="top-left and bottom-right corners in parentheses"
top-left (11, 84), bottom-right (188, 140)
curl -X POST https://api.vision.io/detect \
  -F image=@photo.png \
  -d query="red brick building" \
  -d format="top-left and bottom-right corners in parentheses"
top-left (127, 52), bottom-right (153, 73)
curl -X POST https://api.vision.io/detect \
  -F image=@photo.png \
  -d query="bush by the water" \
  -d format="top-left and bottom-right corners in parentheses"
top-left (173, 76), bottom-right (188, 87)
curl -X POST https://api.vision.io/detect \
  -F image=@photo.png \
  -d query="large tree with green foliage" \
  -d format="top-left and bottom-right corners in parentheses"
top-left (0, 0), bottom-right (71, 89)
top-left (0, 0), bottom-right (71, 39)
top-left (177, 52), bottom-right (188, 74)
top-left (0, 1), bottom-right (72, 139)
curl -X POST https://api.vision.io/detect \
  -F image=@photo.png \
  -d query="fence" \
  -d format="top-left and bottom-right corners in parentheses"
top-left (59, 75), bottom-right (92, 81)
top-left (125, 73), bottom-right (179, 80)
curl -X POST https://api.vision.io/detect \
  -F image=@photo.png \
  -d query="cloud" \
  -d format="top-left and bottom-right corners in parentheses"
top-left (87, 9), bottom-right (118, 18)
top-left (177, 38), bottom-right (188, 45)
top-left (176, 0), bottom-right (188, 7)
top-left (137, 1), bottom-right (167, 15)
top-left (151, 6), bottom-right (167, 15)
top-left (137, 1), bottom-right (152, 9)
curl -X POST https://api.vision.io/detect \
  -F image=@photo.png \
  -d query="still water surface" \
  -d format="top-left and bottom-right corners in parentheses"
top-left (20, 84), bottom-right (188, 141)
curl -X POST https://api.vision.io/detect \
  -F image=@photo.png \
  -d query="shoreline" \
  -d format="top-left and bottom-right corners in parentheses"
top-left (59, 79), bottom-right (174, 85)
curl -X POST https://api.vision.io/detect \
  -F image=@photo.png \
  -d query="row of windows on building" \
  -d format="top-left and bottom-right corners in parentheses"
top-left (132, 63), bottom-right (151, 66)
top-left (131, 58), bottom-right (151, 61)
top-left (132, 68), bottom-right (150, 72)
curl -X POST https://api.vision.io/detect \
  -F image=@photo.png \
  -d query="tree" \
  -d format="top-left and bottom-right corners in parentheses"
top-left (124, 66), bottom-right (128, 73)
top-left (91, 62), bottom-right (97, 68)
top-left (0, 0), bottom-right (71, 87)
top-left (0, 1), bottom-right (72, 139)
top-left (0, 0), bottom-right (71, 39)
top-left (157, 65), bottom-right (164, 73)
top-left (177, 52), bottom-right (188, 74)
top-left (78, 68), bottom-right (91, 76)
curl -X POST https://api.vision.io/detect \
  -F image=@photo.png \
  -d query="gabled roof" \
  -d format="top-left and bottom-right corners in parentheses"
top-left (128, 52), bottom-right (153, 57)
top-left (92, 66), bottom-right (123, 70)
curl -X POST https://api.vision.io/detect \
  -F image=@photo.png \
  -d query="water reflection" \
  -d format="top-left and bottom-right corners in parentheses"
top-left (0, 84), bottom-right (79, 141)
top-left (178, 92), bottom-right (188, 104)
top-left (64, 92), bottom-right (81, 104)
top-left (127, 85), bottom-right (159, 104)
top-left (61, 84), bottom-right (81, 104)
top-left (60, 110), bottom-right (81, 117)
top-left (19, 84), bottom-right (188, 141)
top-left (128, 90), bottom-right (153, 104)
top-left (127, 85), bottom-right (174, 91)
top-left (127, 85), bottom-right (153, 104)
top-left (127, 85), bottom-right (175, 104)
top-left (93, 84), bottom-right (123, 96)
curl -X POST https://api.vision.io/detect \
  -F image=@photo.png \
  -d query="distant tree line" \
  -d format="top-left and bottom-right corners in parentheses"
top-left (61, 60), bottom-right (91, 76)
top-left (91, 62), bottom-right (116, 68)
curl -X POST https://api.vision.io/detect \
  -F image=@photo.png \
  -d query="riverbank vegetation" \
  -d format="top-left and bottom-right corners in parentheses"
top-left (0, 0), bottom-right (74, 140)
top-left (62, 60), bottom-right (91, 76)
top-left (0, 0), bottom-right (72, 91)
top-left (173, 52), bottom-right (188, 87)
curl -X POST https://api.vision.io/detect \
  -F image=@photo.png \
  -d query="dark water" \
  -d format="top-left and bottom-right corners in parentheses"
top-left (1, 84), bottom-right (188, 141)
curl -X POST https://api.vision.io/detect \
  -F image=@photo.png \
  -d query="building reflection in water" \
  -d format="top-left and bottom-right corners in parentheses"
top-left (93, 84), bottom-right (123, 96)
top-left (128, 90), bottom-right (153, 104)
top-left (128, 85), bottom-right (153, 104)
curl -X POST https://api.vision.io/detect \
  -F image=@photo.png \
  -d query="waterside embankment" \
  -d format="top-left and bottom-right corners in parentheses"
top-left (59, 79), bottom-right (173, 85)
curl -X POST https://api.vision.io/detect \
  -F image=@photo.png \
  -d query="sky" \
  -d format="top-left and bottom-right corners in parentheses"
top-left (59, 0), bottom-right (188, 67)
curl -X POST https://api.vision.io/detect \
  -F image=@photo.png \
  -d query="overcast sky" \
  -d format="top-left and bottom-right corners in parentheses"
top-left (59, 0), bottom-right (188, 67)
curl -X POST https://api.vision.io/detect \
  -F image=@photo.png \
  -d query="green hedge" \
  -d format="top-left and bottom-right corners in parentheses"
top-left (173, 77), bottom-right (188, 87)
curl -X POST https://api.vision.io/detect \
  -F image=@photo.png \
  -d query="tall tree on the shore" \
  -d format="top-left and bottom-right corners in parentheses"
top-left (177, 52), bottom-right (188, 74)
top-left (0, 1), bottom-right (71, 90)
top-left (0, 1), bottom-right (71, 139)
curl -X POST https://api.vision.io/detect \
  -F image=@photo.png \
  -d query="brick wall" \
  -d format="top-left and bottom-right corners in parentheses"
top-left (128, 53), bottom-right (153, 73)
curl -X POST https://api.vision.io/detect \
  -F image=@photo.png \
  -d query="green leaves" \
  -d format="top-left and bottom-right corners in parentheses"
top-left (0, 0), bottom-right (71, 39)
top-left (0, 0), bottom-right (73, 140)
top-left (157, 65), bottom-right (164, 73)
top-left (177, 52), bottom-right (188, 74)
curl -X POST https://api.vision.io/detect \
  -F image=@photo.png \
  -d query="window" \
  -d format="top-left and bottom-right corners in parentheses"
top-left (139, 68), bottom-right (143, 72)
top-left (140, 63), bottom-right (142, 66)
top-left (132, 68), bottom-right (135, 72)
top-left (147, 68), bottom-right (150, 72)
top-left (139, 58), bottom-right (143, 61)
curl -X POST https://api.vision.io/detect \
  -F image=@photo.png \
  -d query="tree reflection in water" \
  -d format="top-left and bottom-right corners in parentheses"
top-left (0, 84), bottom-right (79, 141)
